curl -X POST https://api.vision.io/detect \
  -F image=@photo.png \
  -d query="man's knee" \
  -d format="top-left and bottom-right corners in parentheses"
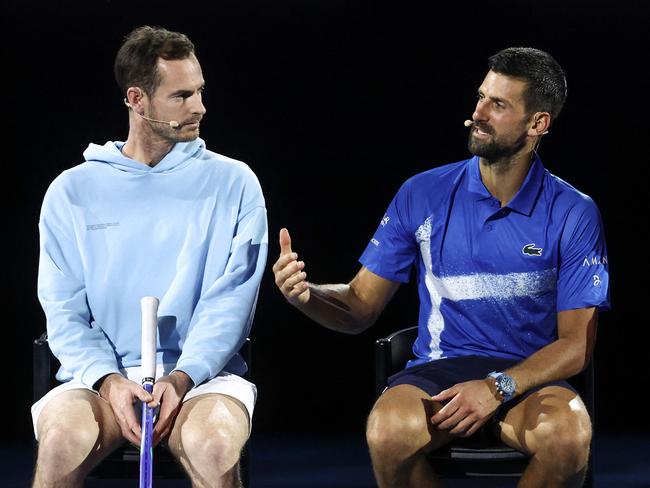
top-left (35, 423), bottom-right (99, 486)
top-left (37, 390), bottom-right (121, 469)
top-left (366, 391), bottom-right (437, 460)
top-left (38, 393), bottom-right (97, 452)
top-left (179, 420), bottom-right (245, 471)
top-left (506, 389), bottom-right (591, 455)
top-left (529, 406), bottom-right (592, 471)
top-left (35, 390), bottom-right (121, 481)
top-left (169, 395), bottom-right (249, 476)
top-left (367, 406), bottom-right (420, 454)
top-left (537, 414), bottom-right (590, 454)
top-left (38, 421), bottom-right (100, 457)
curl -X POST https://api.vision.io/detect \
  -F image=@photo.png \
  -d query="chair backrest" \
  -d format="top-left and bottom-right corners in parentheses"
top-left (375, 326), bottom-right (418, 397)
top-left (33, 332), bottom-right (57, 403)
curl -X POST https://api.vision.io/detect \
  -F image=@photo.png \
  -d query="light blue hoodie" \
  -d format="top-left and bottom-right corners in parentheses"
top-left (38, 138), bottom-right (268, 389)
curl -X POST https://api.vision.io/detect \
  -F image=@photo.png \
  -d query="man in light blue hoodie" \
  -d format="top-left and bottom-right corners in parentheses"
top-left (32, 26), bottom-right (267, 487)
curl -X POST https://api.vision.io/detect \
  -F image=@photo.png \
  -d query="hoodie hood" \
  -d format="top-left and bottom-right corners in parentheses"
top-left (83, 138), bottom-right (206, 173)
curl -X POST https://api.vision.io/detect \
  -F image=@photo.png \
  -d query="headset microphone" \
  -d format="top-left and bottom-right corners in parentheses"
top-left (123, 98), bottom-right (180, 128)
top-left (138, 113), bottom-right (180, 129)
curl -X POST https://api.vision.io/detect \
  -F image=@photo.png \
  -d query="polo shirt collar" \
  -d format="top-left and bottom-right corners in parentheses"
top-left (467, 156), bottom-right (491, 199)
top-left (466, 155), bottom-right (545, 215)
top-left (508, 155), bottom-right (545, 215)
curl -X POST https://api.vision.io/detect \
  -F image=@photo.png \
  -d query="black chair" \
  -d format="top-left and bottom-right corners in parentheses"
top-left (375, 326), bottom-right (595, 487)
top-left (34, 332), bottom-right (252, 485)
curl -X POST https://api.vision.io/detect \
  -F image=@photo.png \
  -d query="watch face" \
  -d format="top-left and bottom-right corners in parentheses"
top-left (499, 374), bottom-right (516, 395)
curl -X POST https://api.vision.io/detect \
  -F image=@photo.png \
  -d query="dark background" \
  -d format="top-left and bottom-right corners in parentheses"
top-left (4, 0), bottom-right (648, 445)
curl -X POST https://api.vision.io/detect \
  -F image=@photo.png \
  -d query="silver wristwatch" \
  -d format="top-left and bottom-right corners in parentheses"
top-left (488, 371), bottom-right (517, 403)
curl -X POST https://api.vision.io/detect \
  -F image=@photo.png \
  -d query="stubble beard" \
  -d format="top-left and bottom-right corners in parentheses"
top-left (147, 107), bottom-right (201, 143)
top-left (150, 121), bottom-right (200, 143)
top-left (467, 125), bottom-right (528, 165)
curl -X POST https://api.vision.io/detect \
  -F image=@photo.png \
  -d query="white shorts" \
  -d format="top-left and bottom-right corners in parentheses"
top-left (31, 364), bottom-right (257, 440)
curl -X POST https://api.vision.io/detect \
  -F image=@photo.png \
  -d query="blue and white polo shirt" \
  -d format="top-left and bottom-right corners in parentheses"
top-left (360, 155), bottom-right (610, 367)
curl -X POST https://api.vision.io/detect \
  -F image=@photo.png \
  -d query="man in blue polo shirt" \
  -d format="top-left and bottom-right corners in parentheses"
top-left (273, 47), bottom-right (609, 487)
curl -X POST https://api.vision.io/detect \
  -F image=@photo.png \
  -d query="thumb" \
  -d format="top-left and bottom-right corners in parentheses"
top-left (148, 383), bottom-right (165, 408)
top-left (279, 227), bottom-right (293, 255)
top-left (134, 384), bottom-right (154, 404)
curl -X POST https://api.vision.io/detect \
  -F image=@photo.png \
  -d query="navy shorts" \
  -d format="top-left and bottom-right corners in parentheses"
top-left (387, 355), bottom-right (576, 440)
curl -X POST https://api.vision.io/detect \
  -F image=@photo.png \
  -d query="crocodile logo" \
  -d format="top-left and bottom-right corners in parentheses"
top-left (522, 243), bottom-right (543, 256)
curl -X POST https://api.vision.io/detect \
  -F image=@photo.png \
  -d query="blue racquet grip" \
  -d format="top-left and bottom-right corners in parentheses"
top-left (139, 380), bottom-right (154, 488)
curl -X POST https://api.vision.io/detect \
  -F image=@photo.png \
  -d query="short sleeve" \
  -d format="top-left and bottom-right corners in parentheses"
top-left (556, 197), bottom-right (610, 311)
top-left (359, 181), bottom-right (417, 283)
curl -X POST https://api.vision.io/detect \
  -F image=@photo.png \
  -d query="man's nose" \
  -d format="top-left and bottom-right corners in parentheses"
top-left (472, 99), bottom-right (488, 122)
top-left (191, 93), bottom-right (206, 115)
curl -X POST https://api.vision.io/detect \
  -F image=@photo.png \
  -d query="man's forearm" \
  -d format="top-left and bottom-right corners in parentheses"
top-left (506, 308), bottom-right (597, 398)
top-left (292, 283), bottom-right (376, 334)
top-left (506, 338), bottom-right (591, 398)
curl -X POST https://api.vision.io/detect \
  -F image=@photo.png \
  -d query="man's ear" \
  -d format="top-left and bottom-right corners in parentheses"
top-left (528, 112), bottom-right (551, 136)
top-left (125, 87), bottom-right (145, 110)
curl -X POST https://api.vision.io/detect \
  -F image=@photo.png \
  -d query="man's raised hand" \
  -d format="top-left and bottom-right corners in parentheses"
top-left (272, 228), bottom-right (310, 305)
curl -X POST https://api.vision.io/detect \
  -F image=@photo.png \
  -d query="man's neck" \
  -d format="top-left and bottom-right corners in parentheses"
top-left (479, 150), bottom-right (535, 207)
top-left (121, 127), bottom-right (174, 167)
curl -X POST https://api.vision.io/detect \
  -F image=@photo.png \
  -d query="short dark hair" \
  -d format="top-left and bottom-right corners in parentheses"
top-left (114, 26), bottom-right (195, 97)
top-left (488, 47), bottom-right (567, 122)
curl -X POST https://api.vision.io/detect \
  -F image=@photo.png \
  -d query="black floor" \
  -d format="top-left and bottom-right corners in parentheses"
top-left (4, 434), bottom-right (649, 487)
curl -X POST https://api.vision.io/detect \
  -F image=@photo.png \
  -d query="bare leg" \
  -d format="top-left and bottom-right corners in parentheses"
top-left (499, 386), bottom-right (592, 488)
top-left (167, 393), bottom-right (250, 488)
top-left (366, 384), bottom-right (454, 488)
top-left (33, 389), bottom-right (124, 488)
